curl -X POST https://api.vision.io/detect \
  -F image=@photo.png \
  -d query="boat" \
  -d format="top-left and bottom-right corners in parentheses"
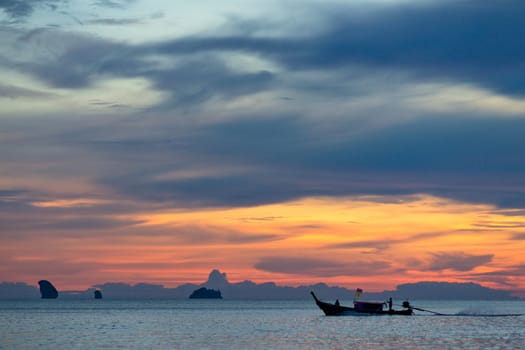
top-left (311, 291), bottom-right (413, 316)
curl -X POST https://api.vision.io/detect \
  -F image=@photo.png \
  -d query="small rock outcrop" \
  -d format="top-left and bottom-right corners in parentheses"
top-left (189, 287), bottom-right (222, 299)
top-left (94, 290), bottom-right (103, 299)
top-left (38, 280), bottom-right (58, 299)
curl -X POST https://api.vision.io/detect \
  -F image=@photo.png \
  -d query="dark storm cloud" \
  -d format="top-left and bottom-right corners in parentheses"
top-left (96, 114), bottom-right (525, 208)
top-left (11, 30), bottom-right (275, 103)
top-left (95, 116), bottom-right (316, 207)
top-left (101, 171), bottom-right (308, 207)
top-left (254, 256), bottom-right (392, 277)
top-left (149, 0), bottom-right (525, 96)
top-left (426, 252), bottom-right (494, 272)
top-left (0, 189), bottom-right (27, 199)
top-left (148, 56), bottom-right (275, 108)
top-left (320, 117), bottom-right (525, 173)
top-left (0, 0), bottom-right (62, 19)
top-left (10, 0), bottom-right (525, 99)
top-left (16, 31), bottom-right (140, 88)
top-left (3, 0), bottom-right (525, 210)
top-left (309, 0), bottom-right (525, 97)
top-left (0, 0), bottom-right (38, 18)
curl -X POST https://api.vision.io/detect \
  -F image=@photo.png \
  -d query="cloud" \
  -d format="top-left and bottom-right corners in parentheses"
top-left (0, 83), bottom-right (55, 98)
top-left (473, 222), bottom-right (525, 229)
top-left (143, 0), bottom-right (525, 97)
top-left (9, 29), bottom-right (275, 105)
top-left (2, 92), bottom-right (525, 210)
top-left (327, 239), bottom-right (394, 251)
top-left (88, 98), bottom-right (130, 109)
top-left (0, 0), bottom-right (63, 19)
top-left (93, 0), bottom-right (136, 9)
top-left (0, 282), bottom-right (39, 298)
top-left (2, 1), bottom-right (525, 212)
top-left (511, 233), bottom-right (525, 240)
top-left (0, 189), bottom-right (27, 200)
top-left (154, 225), bottom-right (283, 245)
top-left (1, 0), bottom-right (37, 18)
top-left (326, 231), bottom-right (448, 252)
top-left (86, 17), bottom-right (142, 26)
top-left (0, 258), bottom-right (102, 276)
top-left (425, 252), bottom-right (494, 272)
top-left (15, 31), bottom-right (136, 88)
top-left (0, 214), bottom-right (144, 234)
top-left (94, 115), bottom-right (525, 208)
top-left (0, 193), bottom-right (282, 244)
top-left (466, 264), bottom-right (525, 288)
top-left (147, 56), bottom-right (275, 109)
top-left (254, 256), bottom-right (391, 277)
top-left (9, 0), bottom-right (525, 99)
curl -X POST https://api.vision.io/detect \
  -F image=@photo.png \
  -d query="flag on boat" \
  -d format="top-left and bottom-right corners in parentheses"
top-left (354, 288), bottom-right (363, 298)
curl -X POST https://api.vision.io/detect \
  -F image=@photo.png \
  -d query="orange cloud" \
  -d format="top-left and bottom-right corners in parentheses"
top-left (2, 194), bottom-right (525, 293)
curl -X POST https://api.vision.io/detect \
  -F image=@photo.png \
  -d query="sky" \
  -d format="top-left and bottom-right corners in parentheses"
top-left (1, 0), bottom-right (525, 296)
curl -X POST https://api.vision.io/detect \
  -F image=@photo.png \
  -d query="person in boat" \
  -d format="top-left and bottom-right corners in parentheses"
top-left (335, 299), bottom-right (340, 306)
top-left (388, 297), bottom-right (393, 311)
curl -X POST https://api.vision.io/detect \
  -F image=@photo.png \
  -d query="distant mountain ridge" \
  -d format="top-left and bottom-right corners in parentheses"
top-left (0, 269), bottom-right (521, 300)
top-left (364, 281), bottom-right (517, 300)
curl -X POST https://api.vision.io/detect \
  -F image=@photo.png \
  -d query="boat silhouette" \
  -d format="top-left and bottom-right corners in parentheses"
top-left (311, 291), bottom-right (413, 316)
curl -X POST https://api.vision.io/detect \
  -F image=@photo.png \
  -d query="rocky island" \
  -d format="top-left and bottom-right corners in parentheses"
top-left (38, 280), bottom-right (58, 299)
top-left (189, 287), bottom-right (222, 299)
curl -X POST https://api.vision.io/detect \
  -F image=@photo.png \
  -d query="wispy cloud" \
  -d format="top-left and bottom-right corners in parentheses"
top-left (0, 83), bottom-right (55, 98)
top-left (425, 252), bottom-right (494, 272)
top-left (0, 0), bottom-right (64, 19)
top-left (254, 256), bottom-right (392, 277)
top-left (93, 0), bottom-right (136, 9)
top-left (86, 17), bottom-right (142, 25)
top-left (511, 233), bottom-right (525, 240)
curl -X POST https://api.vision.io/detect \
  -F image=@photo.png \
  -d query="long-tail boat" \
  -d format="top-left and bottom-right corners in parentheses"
top-left (311, 291), bottom-right (413, 316)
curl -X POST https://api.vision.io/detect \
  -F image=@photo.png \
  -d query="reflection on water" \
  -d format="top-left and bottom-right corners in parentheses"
top-left (1, 300), bottom-right (524, 349)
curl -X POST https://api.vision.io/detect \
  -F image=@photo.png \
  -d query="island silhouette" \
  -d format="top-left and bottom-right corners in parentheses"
top-left (94, 290), bottom-right (103, 299)
top-left (189, 287), bottom-right (222, 299)
top-left (38, 280), bottom-right (58, 299)
top-left (0, 270), bottom-right (521, 300)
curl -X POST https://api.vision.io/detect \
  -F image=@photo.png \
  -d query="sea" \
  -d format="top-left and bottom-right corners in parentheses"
top-left (1, 299), bottom-right (525, 349)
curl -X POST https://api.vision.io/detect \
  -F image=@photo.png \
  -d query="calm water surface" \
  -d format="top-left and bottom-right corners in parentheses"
top-left (1, 299), bottom-right (525, 349)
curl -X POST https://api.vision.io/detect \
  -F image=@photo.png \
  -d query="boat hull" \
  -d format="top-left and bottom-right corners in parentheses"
top-left (310, 291), bottom-right (413, 316)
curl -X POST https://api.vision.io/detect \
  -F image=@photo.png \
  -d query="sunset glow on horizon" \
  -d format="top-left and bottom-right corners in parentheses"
top-left (2, 193), bottom-right (525, 295)
top-left (2, 0), bottom-right (525, 297)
